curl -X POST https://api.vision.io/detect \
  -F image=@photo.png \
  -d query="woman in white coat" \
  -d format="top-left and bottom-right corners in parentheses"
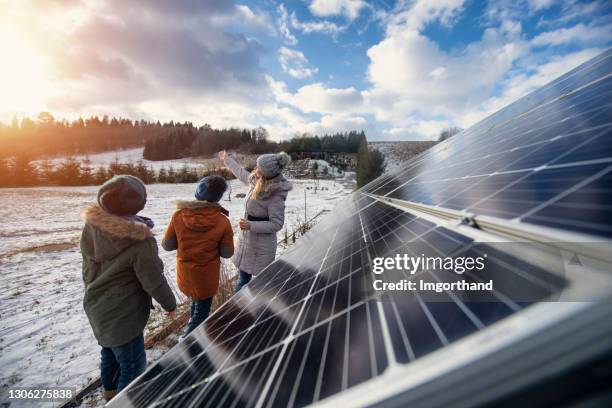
top-left (219, 150), bottom-right (292, 291)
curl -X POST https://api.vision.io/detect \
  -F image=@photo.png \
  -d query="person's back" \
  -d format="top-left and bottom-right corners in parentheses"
top-left (167, 201), bottom-right (233, 300)
top-left (81, 206), bottom-right (174, 345)
top-left (162, 176), bottom-right (234, 336)
top-left (80, 175), bottom-right (176, 401)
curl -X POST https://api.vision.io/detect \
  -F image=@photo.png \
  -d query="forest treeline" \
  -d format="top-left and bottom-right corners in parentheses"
top-left (0, 139), bottom-right (384, 188)
top-left (143, 126), bottom-right (275, 160)
top-left (0, 157), bottom-right (234, 188)
top-left (0, 113), bottom-right (163, 159)
top-left (0, 112), bottom-right (283, 160)
top-left (0, 112), bottom-right (368, 161)
top-left (0, 112), bottom-right (384, 187)
top-left (143, 128), bottom-right (368, 161)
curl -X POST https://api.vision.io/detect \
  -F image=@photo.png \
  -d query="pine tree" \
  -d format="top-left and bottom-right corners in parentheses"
top-left (94, 166), bottom-right (108, 185)
top-left (177, 165), bottom-right (190, 183)
top-left (157, 166), bottom-right (168, 183)
top-left (356, 140), bottom-right (385, 188)
top-left (108, 156), bottom-right (125, 177)
top-left (166, 165), bottom-right (176, 183)
top-left (135, 161), bottom-right (154, 183)
top-left (357, 140), bottom-right (369, 187)
top-left (12, 155), bottom-right (39, 186)
top-left (0, 158), bottom-right (10, 187)
top-left (368, 149), bottom-right (386, 183)
top-left (39, 160), bottom-right (56, 184)
top-left (80, 158), bottom-right (94, 185)
top-left (56, 157), bottom-right (82, 186)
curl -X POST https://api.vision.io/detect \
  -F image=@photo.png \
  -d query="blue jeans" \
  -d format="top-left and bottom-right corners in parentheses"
top-left (100, 334), bottom-right (146, 392)
top-left (235, 270), bottom-right (252, 292)
top-left (184, 297), bottom-right (213, 336)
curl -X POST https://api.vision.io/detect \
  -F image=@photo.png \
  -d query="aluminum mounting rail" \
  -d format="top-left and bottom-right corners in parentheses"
top-left (363, 192), bottom-right (612, 265)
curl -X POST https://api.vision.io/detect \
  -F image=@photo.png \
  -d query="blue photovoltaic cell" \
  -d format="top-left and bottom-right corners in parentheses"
top-left (367, 51), bottom-right (612, 238)
top-left (110, 49), bottom-right (610, 408)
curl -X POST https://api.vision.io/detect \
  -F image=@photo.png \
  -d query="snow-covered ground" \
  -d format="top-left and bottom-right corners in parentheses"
top-left (0, 175), bottom-right (354, 406)
top-left (35, 147), bottom-right (215, 171)
top-left (369, 141), bottom-right (437, 174)
top-left (306, 159), bottom-right (343, 177)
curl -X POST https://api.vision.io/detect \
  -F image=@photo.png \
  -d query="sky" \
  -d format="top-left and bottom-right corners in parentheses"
top-left (0, 0), bottom-right (610, 141)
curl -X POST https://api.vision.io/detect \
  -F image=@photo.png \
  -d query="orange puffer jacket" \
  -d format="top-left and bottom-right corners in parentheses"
top-left (162, 201), bottom-right (234, 301)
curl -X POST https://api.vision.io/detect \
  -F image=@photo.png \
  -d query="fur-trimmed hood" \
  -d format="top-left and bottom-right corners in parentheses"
top-left (177, 200), bottom-right (218, 209)
top-left (173, 200), bottom-right (229, 232)
top-left (81, 205), bottom-right (153, 241)
top-left (81, 205), bottom-right (154, 262)
top-left (175, 200), bottom-right (229, 215)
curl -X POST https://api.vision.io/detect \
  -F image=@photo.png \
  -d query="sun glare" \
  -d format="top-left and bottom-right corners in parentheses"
top-left (0, 24), bottom-right (55, 117)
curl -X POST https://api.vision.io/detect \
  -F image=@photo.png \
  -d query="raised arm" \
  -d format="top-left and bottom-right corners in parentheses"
top-left (224, 156), bottom-right (251, 185)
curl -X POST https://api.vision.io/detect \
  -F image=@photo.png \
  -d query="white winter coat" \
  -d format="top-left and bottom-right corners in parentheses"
top-left (224, 156), bottom-right (292, 275)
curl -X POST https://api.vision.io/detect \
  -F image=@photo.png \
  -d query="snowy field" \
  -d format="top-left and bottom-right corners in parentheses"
top-left (0, 175), bottom-right (354, 406)
top-left (35, 147), bottom-right (217, 171)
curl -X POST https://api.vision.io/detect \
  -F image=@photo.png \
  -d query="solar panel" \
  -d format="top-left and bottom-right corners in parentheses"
top-left (109, 49), bottom-right (612, 407)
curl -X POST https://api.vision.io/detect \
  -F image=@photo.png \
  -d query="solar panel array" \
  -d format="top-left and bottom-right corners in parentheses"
top-left (110, 49), bottom-right (612, 407)
top-left (364, 49), bottom-right (612, 238)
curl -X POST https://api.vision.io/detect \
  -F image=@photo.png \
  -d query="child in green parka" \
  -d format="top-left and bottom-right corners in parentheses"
top-left (80, 175), bottom-right (176, 401)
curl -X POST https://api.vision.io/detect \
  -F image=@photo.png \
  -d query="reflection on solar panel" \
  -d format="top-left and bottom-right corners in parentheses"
top-left (110, 50), bottom-right (612, 407)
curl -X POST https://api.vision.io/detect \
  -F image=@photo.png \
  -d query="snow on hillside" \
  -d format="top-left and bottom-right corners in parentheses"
top-left (369, 141), bottom-right (438, 173)
top-left (0, 176), bottom-right (354, 406)
top-left (36, 147), bottom-right (211, 171)
top-left (306, 159), bottom-right (343, 177)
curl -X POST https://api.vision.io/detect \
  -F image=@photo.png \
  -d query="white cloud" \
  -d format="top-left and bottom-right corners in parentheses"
top-left (210, 5), bottom-right (277, 36)
top-left (363, 1), bottom-right (609, 136)
top-left (278, 47), bottom-right (318, 79)
top-left (537, 0), bottom-right (609, 28)
top-left (4, 0), bottom-right (610, 143)
top-left (385, 118), bottom-right (451, 141)
top-left (260, 113), bottom-right (371, 140)
top-left (386, 0), bottom-right (465, 33)
top-left (532, 23), bottom-right (612, 47)
top-left (365, 20), bottom-right (528, 124)
top-left (527, 0), bottom-right (555, 12)
top-left (290, 12), bottom-right (346, 36)
top-left (270, 0), bottom-right (611, 140)
top-left (458, 48), bottom-right (603, 127)
top-left (0, 0), bottom-right (278, 123)
top-left (256, 82), bottom-right (371, 139)
top-left (278, 4), bottom-right (298, 45)
top-left (309, 0), bottom-right (367, 20)
top-left (271, 79), bottom-right (364, 114)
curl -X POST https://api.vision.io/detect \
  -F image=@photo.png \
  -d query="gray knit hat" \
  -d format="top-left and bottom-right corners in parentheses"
top-left (97, 175), bottom-right (147, 216)
top-left (257, 152), bottom-right (291, 179)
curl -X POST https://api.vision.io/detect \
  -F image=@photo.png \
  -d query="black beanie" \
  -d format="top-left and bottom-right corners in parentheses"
top-left (97, 175), bottom-right (147, 216)
top-left (195, 175), bottom-right (228, 202)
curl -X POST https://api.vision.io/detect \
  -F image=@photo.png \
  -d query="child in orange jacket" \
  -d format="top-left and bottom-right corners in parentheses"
top-left (162, 176), bottom-right (234, 335)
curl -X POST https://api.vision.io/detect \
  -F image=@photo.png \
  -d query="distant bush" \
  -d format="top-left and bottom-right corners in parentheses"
top-left (438, 126), bottom-right (462, 142)
top-left (284, 131), bottom-right (366, 154)
top-left (0, 157), bottom-right (236, 187)
top-left (357, 141), bottom-right (386, 188)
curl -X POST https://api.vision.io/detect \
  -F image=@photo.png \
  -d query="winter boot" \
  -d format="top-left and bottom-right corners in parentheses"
top-left (103, 389), bottom-right (118, 401)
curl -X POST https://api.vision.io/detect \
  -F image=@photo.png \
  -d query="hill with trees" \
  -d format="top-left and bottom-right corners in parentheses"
top-left (0, 112), bottom-right (384, 188)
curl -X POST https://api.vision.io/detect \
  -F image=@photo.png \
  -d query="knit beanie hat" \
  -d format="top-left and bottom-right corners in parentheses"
top-left (97, 175), bottom-right (147, 216)
top-left (195, 175), bottom-right (228, 202)
top-left (257, 152), bottom-right (291, 179)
